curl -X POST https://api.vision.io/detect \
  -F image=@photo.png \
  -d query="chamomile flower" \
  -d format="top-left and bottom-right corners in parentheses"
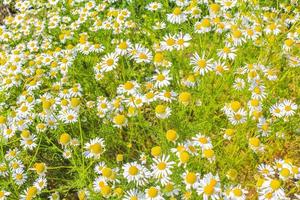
top-left (115, 40), bottom-right (132, 55)
top-left (84, 137), bottom-right (106, 159)
top-left (0, 190), bottom-right (10, 200)
top-left (197, 173), bottom-right (221, 200)
top-left (182, 171), bottom-right (199, 190)
top-left (146, 2), bottom-right (162, 11)
top-left (280, 99), bottom-right (297, 117)
top-left (152, 70), bottom-right (172, 88)
top-left (123, 189), bottom-right (145, 200)
top-left (58, 109), bottom-right (78, 124)
top-left (249, 137), bottom-right (264, 153)
top-left (258, 164), bottom-right (275, 177)
top-left (100, 53), bottom-right (119, 72)
top-left (145, 186), bottom-right (164, 200)
top-left (213, 60), bottom-right (229, 75)
top-left (225, 185), bottom-right (248, 200)
top-left (112, 114), bottom-right (128, 128)
top-left (175, 32), bottom-right (192, 50)
top-left (123, 162), bottom-right (151, 186)
top-left (167, 7), bottom-right (187, 24)
top-left (155, 104), bottom-right (171, 119)
top-left (228, 108), bottom-right (247, 125)
top-left (190, 53), bottom-right (213, 75)
top-left (151, 154), bottom-right (175, 179)
top-left (117, 81), bottom-right (140, 95)
top-left (261, 179), bottom-right (287, 200)
top-left (161, 34), bottom-right (177, 51)
top-left (233, 78), bottom-right (245, 91)
top-left (217, 46), bottom-right (237, 60)
top-left (33, 177), bottom-right (47, 191)
top-left (13, 168), bottom-right (27, 185)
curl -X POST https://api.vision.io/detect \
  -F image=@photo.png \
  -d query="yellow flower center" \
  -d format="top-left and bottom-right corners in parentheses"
top-left (27, 186), bottom-right (38, 197)
top-left (155, 105), bottom-right (166, 114)
top-left (166, 130), bottom-right (177, 141)
top-left (106, 58), bottom-right (114, 66)
top-left (128, 166), bottom-right (139, 176)
top-left (102, 167), bottom-right (112, 178)
top-left (180, 151), bottom-right (190, 163)
top-left (179, 92), bottom-right (191, 103)
top-left (249, 137), bottom-right (260, 147)
top-left (166, 38), bottom-right (175, 46)
top-left (197, 59), bottom-right (206, 68)
top-left (156, 74), bottom-right (165, 81)
top-left (151, 146), bottom-right (162, 156)
top-left (124, 81), bottom-right (134, 90)
top-left (148, 187), bottom-right (158, 198)
top-left (232, 30), bottom-right (242, 38)
top-left (90, 143), bottom-right (102, 154)
top-left (154, 53), bottom-right (164, 62)
top-left (35, 163), bottom-right (46, 173)
top-left (59, 133), bottom-right (71, 145)
top-left (157, 162), bottom-right (167, 170)
top-left (280, 168), bottom-right (290, 177)
top-left (230, 101), bottom-right (241, 111)
top-left (270, 179), bottom-right (281, 190)
top-left (203, 149), bottom-right (214, 158)
top-left (113, 115), bottom-right (126, 125)
top-left (177, 38), bottom-right (184, 45)
top-left (233, 188), bottom-right (242, 196)
top-left (186, 172), bottom-right (197, 184)
top-left (173, 7), bottom-right (182, 16)
top-left (119, 42), bottom-right (128, 49)
top-left (202, 18), bottom-right (211, 27)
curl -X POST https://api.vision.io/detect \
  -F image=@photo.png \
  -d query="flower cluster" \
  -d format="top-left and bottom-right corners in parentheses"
top-left (0, 0), bottom-right (299, 199)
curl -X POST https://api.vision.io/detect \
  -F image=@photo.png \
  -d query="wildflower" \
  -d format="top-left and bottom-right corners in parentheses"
top-left (123, 162), bottom-right (151, 186)
top-left (155, 105), bottom-right (171, 119)
top-left (151, 154), bottom-right (175, 178)
top-left (167, 7), bottom-right (187, 24)
top-left (84, 138), bottom-right (106, 159)
top-left (190, 53), bottom-right (213, 75)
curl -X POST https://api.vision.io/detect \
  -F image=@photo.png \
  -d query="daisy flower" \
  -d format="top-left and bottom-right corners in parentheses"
top-left (280, 99), bottom-right (297, 117)
top-left (194, 18), bottom-right (212, 33)
top-left (258, 164), bottom-right (275, 177)
top-left (225, 185), bottom-right (248, 200)
top-left (151, 154), bottom-right (175, 179)
top-left (217, 46), bottom-right (237, 60)
top-left (197, 173), bottom-right (221, 200)
top-left (192, 133), bottom-right (213, 149)
top-left (146, 2), bottom-right (162, 11)
top-left (100, 53), bottom-right (119, 72)
top-left (248, 137), bottom-right (264, 153)
top-left (167, 7), bottom-right (187, 24)
top-left (115, 39), bottom-right (132, 56)
top-left (233, 78), bottom-right (245, 91)
top-left (122, 162), bottom-right (151, 186)
top-left (175, 32), bottom-right (192, 50)
top-left (84, 137), bottom-right (106, 159)
top-left (182, 171), bottom-right (199, 190)
top-left (152, 70), bottom-right (172, 88)
top-left (213, 60), bottom-right (229, 75)
top-left (117, 81), bottom-right (140, 95)
top-left (0, 190), bottom-right (10, 200)
top-left (261, 179), bottom-right (287, 200)
top-left (112, 114), bottom-right (128, 128)
top-left (161, 34), bottom-right (177, 51)
top-left (145, 186), bottom-right (164, 200)
top-left (155, 104), bottom-right (171, 119)
top-left (190, 53), bottom-right (213, 75)
top-left (58, 109), bottom-right (78, 124)
top-left (123, 189), bottom-right (145, 200)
